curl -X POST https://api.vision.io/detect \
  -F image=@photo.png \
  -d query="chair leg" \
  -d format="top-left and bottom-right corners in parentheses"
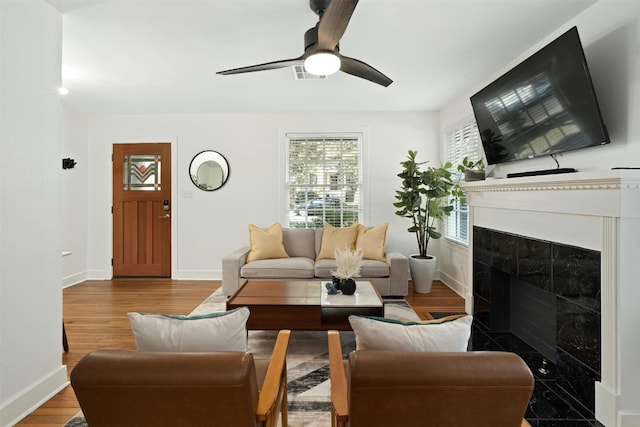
top-left (62, 321), bottom-right (69, 352)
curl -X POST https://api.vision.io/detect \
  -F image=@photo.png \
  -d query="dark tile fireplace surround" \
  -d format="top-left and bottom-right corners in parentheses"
top-left (472, 226), bottom-right (602, 427)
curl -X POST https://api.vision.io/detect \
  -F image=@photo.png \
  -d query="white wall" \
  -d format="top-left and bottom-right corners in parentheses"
top-left (0, 2), bottom-right (68, 426)
top-left (84, 112), bottom-right (440, 280)
top-left (64, 2), bottom-right (640, 293)
top-left (439, 2), bottom-right (640, 299)
top-left (62, 108), bottom-right (88, 287)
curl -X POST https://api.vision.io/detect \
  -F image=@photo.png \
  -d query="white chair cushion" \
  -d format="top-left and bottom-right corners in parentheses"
top-left (349, 314), bottom-right (472, 352)
top-left (127, 307), bottom-right (249, 352)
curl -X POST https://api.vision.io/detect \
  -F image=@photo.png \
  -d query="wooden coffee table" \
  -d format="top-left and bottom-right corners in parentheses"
top-left (226, 280), bottom-right (384, 331)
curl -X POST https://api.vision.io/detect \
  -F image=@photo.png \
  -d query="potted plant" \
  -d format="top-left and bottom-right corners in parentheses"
top-left (393, 150), bottom-right (458, 293)
top-left (457, 156), bottom-right (485, 181)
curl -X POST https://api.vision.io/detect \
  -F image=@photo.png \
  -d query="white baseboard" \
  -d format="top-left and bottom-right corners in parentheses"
top-left (86, 270), bottom-right (109, 280)
top-left (618, 412), bottom-right (640, 427)
top-left (82, 269), bottom-right (222, 281)
top-left (62, 271), bottom-right (87, 288)
top-left (173, 269), bottom-right (221, 280)
top-left (619, 413), bottom-right (640, 427)
top-left (438, 270), bottom-right (468, 300)
top-left (596, 381), bottom-right (640, 427)
top-left (0, 366), bottom-right (68, 427)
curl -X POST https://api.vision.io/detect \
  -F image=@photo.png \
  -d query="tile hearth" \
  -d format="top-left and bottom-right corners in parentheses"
top-left (432, 308), bottom-right (603, 427)
top-left (470, 323), bottom-right (603, 427)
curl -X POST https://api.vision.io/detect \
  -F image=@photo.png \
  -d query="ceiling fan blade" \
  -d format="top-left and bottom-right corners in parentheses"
top-left (316, 0), bottom-right (358, 50)
top-left (340, 55), bottom-right (392, 87)
top-left (217, 57), bottom-right (303, 75)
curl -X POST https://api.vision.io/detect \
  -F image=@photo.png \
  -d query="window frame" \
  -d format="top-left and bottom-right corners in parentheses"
top-left (443, 119), bottom-right (482, 245)
top-left (283, 131), bottom-right (368, 229)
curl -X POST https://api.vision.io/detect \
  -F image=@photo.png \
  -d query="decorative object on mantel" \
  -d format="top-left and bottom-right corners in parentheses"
top-left (457, 156), bottom-right (485, 181)
top-left (394, 150), bottom-right (459, 293)
top-left (330, 246), bottom-right (363, 295)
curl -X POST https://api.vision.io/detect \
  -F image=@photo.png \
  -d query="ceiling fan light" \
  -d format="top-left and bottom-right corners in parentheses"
top-left (304, 52), bottom-right (340, 76)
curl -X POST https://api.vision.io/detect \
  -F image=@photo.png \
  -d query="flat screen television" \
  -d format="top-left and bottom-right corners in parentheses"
top-left (470, 26), bottom-right (610, 166)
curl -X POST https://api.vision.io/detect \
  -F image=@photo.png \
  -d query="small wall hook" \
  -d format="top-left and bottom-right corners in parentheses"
top-left (62, 158), bottom-right (77, 169)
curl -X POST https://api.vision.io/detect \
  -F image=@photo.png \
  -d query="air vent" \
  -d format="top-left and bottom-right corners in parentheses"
top-left (292, 65), bottom-right (328, 80)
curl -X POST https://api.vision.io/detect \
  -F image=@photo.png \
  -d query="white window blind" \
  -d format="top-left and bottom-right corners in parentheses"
top-left (443, 120), bottom-right (481, 243)
top-left (286, 134), bottom-right (362, 228)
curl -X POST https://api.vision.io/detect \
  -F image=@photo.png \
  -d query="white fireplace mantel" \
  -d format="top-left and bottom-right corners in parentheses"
top-left (462, 170), bottom-right (640, 427)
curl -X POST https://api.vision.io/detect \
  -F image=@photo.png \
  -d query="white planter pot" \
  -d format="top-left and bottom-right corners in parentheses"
top-left (409, 255), bottom-right (437, 294)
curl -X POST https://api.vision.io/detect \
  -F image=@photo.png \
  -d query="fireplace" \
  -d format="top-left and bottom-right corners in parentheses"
top-left (462, 170), bottom-right (640, 427)
top-left (472, 226), bottom-right (601, 417)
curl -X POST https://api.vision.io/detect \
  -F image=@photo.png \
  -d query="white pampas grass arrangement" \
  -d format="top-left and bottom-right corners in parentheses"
top-left (331, 246), bottom-right (364, 279)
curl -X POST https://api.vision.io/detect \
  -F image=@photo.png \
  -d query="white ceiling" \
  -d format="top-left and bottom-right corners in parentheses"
top-left (55, 0), bottom-right (597, 115)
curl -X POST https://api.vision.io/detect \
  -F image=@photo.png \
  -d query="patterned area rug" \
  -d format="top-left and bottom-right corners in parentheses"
top-left (64, 287), bottom-right (420, 427)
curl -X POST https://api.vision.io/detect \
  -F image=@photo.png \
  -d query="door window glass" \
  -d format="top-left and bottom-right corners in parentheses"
top-left (123, 154), bottom-right (161, 191)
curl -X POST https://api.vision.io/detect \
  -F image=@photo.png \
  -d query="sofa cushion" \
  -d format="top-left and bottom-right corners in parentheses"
top-left (315, 228), bottom-right (324, 257)
top-left (127, 307), bottom-right (250, 352)
top-left (247, 223), bottom-right (289, 262)
top-left (349, 314), bottom-right (472, 352)
top-left (241, 257), bottom-right (315, 279)
top-left (356, 223), bottom-right (388, 262)
top-left (317, 223), bottom-right (359, 260)
top-left (315, 258), bottom-right (389, 279)
top-left (359, 259), bottom-right (390, 277)
top-left (282, 228), bottom-right (316, 259)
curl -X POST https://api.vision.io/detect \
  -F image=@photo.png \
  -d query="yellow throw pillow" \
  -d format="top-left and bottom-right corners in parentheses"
top-left (356, 223), bottom-right (388, 261)
top-left (317, 223), bottom-right (359, 260)
top-left (246, 223), bottom-right (289, 262)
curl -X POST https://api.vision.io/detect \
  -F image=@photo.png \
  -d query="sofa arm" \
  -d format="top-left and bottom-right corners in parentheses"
top-left (222, 246), bottom-right (250, 297)
top-left (386, 252), bottom-right (409, 296)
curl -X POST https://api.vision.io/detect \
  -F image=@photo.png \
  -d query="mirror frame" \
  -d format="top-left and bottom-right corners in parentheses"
top-left (189, 150), bottom-right (230, 191)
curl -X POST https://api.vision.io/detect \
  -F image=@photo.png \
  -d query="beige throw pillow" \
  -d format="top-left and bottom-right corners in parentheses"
top-left (127, 307), bottom-right (250, 352)
top-left (317, 223), bottom-right (359, 260)
top-left (349, 314), bottom-right (472, 352)
top-left (246, 222), bottom-right (289, 262)
top-left (356, 223), bottom-right (388, 261)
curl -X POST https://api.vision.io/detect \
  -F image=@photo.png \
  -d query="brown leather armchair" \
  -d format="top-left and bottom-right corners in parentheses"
top-left (328, 330), bottom-right (534, 427)
top-left (71, 329), bottom-right (290, 427)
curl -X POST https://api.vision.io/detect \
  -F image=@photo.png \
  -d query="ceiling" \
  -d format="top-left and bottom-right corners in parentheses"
top-left (55, 0), bottom-right (597, 115)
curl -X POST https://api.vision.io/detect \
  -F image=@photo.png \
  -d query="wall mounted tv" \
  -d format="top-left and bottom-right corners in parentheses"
top-left (470, 26), bottom-right (609, 166)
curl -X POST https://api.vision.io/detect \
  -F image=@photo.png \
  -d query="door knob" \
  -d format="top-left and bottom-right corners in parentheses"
top-left (159, 214), bottom-right (171, 219)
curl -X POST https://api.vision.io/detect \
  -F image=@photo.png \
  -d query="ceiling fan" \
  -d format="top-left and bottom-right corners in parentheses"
top-left (216, 0), bottom-right (392, 87)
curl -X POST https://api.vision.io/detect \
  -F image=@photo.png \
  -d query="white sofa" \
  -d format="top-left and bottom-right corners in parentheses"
top-left (222, 227), bottom-right (408, 297)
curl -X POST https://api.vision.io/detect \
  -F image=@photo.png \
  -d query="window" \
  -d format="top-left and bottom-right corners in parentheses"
top-left (286, 134), bottom-right (362, 228)
top-left (443, 119), bottom-right (481, 243)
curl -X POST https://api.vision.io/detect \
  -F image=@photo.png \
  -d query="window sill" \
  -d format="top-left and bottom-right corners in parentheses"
top-left (443, 236), bottom-right (469, 248)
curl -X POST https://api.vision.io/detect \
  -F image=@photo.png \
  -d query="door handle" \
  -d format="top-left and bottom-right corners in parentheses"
top-left (159, 214), bottom-right (171, 219)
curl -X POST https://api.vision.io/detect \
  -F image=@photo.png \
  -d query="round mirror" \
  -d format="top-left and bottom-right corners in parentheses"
top-left (189, 151), bottom-right (229, 191)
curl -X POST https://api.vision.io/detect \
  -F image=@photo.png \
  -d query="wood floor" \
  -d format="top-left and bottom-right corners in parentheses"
top-left (17, 279), bottom-right (464, 426)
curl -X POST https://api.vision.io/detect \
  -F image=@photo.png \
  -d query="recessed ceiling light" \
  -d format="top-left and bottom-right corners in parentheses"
top-left (58, 87), bottom-right (69, 95)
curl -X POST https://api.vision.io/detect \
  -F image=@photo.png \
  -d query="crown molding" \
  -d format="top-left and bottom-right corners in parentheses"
top-left (461, 170), bottom-right (640, 193)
